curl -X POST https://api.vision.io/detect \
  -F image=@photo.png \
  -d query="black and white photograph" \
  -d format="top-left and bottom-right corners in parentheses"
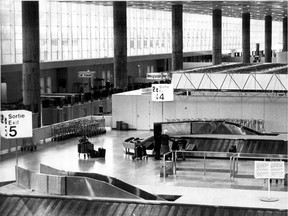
top-left (0, 0), bottom-right (287, 215)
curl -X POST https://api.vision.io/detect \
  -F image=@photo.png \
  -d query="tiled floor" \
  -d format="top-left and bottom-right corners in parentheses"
top-left (0, 129), bottom-right (287, 209)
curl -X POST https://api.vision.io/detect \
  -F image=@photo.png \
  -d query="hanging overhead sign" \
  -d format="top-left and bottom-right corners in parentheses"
top-left (78, 70), bottom-right (96, 78)
top-left (146, 72), bottom-right (170, 80)
top-left (151, 84), bottom-right (174, 102)
top-left (0, 110), bottom-right (33, 139)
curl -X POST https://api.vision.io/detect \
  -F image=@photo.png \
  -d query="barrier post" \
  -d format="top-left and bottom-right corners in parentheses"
top-left (204, 152), bottom-right (206, 176)
top-left (16, 139), bottom-right (19, 186)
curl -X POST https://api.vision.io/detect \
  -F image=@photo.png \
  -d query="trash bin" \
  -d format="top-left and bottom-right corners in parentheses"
top-left (160, 161), bottom-right (173, 177)
top-left (122, 123), bottom-right (128, 130)
top-left (116, 121), bottom-right (122, 130)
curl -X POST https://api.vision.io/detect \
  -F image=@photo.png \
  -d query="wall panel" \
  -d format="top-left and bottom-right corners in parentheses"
top-left (112, 92), bottom-right (288, 132)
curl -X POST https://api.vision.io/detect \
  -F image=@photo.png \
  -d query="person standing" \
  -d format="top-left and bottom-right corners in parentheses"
top-left (154, 127), bottom-right (162, 160)
top-left (160, 129), bottom-right (171, 160)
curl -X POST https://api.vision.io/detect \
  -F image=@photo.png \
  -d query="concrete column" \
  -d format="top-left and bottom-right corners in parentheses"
top-left (172, 4), bottom-right (183, 71)
top-left (113, 1), bottom-right (127, 91)
top-left (265, 15), bottom-right (272, 62)
top-left (212, 9), bottom-right (222, 65)
top-left (242, 12), bottom-right (250, 63)
top-left (283, 17), bottom-right (287, 52)
top-left (22, 1), bottom-right (40, 116)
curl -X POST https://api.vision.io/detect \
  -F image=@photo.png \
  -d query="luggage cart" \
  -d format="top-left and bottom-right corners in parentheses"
top-left (77, 136), bottom-right (94, 159)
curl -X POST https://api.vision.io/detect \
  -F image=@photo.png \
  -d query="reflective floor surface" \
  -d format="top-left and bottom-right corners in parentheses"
top-left (0, 129), bottom-right (287, 209)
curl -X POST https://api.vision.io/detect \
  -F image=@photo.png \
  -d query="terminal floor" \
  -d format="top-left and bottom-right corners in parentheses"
top-left (0, 129), bottom-right (287, 210)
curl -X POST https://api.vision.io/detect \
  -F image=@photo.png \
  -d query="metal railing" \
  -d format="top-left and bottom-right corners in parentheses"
top-left (162, 150), bottom-right (235, 179)
top-left (162, 150), bottom-right (288, 182)
top-left (230, 153), bottom-right (288, 181)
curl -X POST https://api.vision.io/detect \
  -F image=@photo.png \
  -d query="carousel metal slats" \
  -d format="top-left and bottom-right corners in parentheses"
top-left (122, 203), bottom-right (138, 215)
top-left (93, 202), bottom-right (111, 216)
top-left (253, 140), bottom-right (262, 154)
top-left (33, 198), bottom-right (52, 215)
top-left (131, 204), bottom-right (147, 216)
top-left (141, 204), bottom-right (158, 216)
top-left (112, 203), bottom-right (129, 216)
top-left (245, 140), bottom-right (255, 153)
top-left (201, 206), bottom-right (217, 216)
top-left (265, 140), bottom-right (275, 154)
top-left (149, 204), bottom-right (166, 216)
top-left (15, 197), bottom-right (36, 216)
top-left (196, 139), bottom-right (207, 151)
top-left (280, 211), bottom-right (288, 216)
top-left (255, 210), bottom-right (266, 216)
top-left (77, 201), bottom-right (92, 216)
top-left (271, 212), bottom-right (282, 216)
top-left (274, 141), bottom-right (287, 154)
top-left (54, 199), bottom-right (76, 215)
top-left (9, 197), bottom-right (29, 216)
top-left (204, 139), bottom-right (213, 151)
top-left (238, 139), bottom-right (248, 153)
top-left (270, 141), bottom-right (280, 154)
top-left (217, 139), bottom-right (227, 152)
top-left (257, 140), bottom-right (268, 154)
top-left (66, 200), bottom-right (86, 215)
top-left (1, 196), bottom-right (19, 216)
top-left (1, 196), bottom-right (21, 216)
top-left (50, 199), bottom-right (69, 216)
top-left (219, 139), bottom-right (229, 152)
top-left (249, 140), bottom-right (258, 153)
top-left (0, 195), bottom-right (286, 216)
top-left (208, 139), bottom-right (218, 152)
top-left (250, 140), bottom-right (259, 154)
top-left (85, 201), bottom-right (105, 216)
top-left (41, 198), bottom-right (59, 215)
top-left (185, 206), bottom-right (201, 216)
top-left (175, 206), bottom-right (188, 216)
top-left (246, 209), bottom-right (257, 216)
top-left (263, 210), bottom-right (274, 216)
top-left (213, 207), bottom-right (225, 216)
top-left (0, 195), bottom-right (10, 213)
top-left (158, 205), bottom-right (172, 216)
top-left (236, 140), bottom-right (244, 153)
top-left (166, 205), bottom-right (180, 216)
top-left (183, 136), bottom-right (286, 155)
top-left (105, 203), bottom-right (120, 216)
top-left (14, 199), bottom-right (34, 216)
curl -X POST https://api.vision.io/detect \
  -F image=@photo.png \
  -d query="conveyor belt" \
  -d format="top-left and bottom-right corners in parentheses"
top-left (0, 194), bottom-right (286, 216)
top-left (185, 138), bottom-right (287, 155)
top-left (40, 164), bottom-right (164, 201)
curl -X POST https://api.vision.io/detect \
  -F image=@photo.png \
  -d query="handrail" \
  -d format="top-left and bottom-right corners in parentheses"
top-left (162, 150), bottom-right (235, 179)
top-left (229, 153), bottom-right (288, 180)
top-left (162, 150), bottom-right (287, 181)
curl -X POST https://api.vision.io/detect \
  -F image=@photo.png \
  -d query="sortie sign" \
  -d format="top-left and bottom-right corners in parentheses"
top-left (151, 84), bottom-right (174, 102)
top-left (0, 110), bottom-right (33, 139)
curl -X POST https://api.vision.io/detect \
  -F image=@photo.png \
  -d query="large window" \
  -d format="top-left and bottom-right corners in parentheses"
top-left (0, 0), bottom-right (284, 64)
top-left (127, 8), bottom-right (171, 55)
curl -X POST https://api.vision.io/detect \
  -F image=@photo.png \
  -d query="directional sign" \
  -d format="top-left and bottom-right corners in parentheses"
top-left (0, 110), bottom-right (33, 139)
top-left (78, 70), bottom-right (96, 78)
top-left (151, 84), bottom-right (174, 102)
top-left (146, 72), bottom-right (170, 80)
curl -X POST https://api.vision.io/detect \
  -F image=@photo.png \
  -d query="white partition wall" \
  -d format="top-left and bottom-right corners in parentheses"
top-left (112, 90), bottom-right (288, 133)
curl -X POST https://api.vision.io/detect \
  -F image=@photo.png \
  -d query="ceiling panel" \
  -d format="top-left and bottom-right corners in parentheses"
top-left (123, 1), bottom-right (288, 21)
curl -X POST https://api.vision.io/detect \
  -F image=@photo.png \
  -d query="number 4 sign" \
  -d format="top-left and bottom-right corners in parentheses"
top-left (0, 110), bottom-right (33, 139)
top-left (151, 84), bottom-right (174, 102)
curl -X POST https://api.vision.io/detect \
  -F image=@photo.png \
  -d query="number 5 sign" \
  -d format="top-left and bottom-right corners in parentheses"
top-left (0, 110), bottom-right (33, 139)
top-left (151, 84), bottom-right (174, 102)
